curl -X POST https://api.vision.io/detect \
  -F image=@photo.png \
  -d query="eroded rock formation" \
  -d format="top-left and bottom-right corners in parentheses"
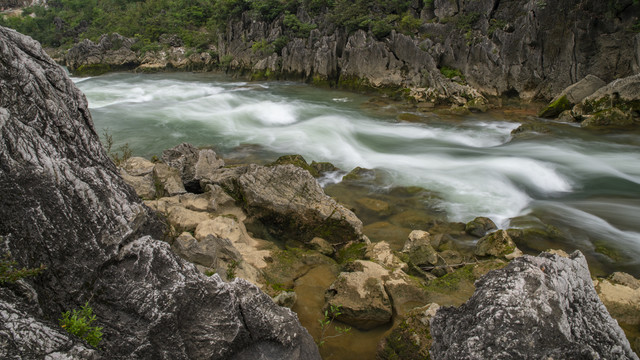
top-left (0, 26), bottom-right (319, 359)
top-left (430, 252), bottom-right (638, 360)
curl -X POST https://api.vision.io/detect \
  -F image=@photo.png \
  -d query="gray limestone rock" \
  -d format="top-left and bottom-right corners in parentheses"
top-left (0, 26), bottom-right (319, 360)
top-left (162, 143), bottom-right (225, 192)
top-left (430, 252), bottom-right (639, 360)
top-left (237, 164), bottom-right (363, 244)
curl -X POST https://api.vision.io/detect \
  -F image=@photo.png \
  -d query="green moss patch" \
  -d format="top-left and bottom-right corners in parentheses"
top-left (538, 95), bottom-right (571, 118)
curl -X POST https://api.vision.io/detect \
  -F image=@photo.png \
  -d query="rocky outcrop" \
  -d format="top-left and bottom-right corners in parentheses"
top-left (64, 33), bottom-right (138, 75)
top-left (162, 143), bottom-right (225, 192)
top-left (0, 26), bottom-right (319, 359)
top-left (235, 164), bottom-right (363, 244)
top-left (430, 252), bottom-right (638, 360)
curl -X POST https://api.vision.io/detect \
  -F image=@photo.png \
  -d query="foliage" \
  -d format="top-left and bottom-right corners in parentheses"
top-left (251, 39), bottom-right (274, 55)
top-left (226, 260), bottom-right (240, 279)
top-left (0, 0), bottom-right (426, 51)
top-left (283, 12), bottom-right (317, 38)
top-left (317, 304), bottom-right (350, 347)
top-left (102, 129), bottom-right (132, 166)
top-left (0, 252), bottom-right (46, 284)
top-left (439, 66), bottom-right (464, 80)
top-left (59, 302), bottom-right (103, 348)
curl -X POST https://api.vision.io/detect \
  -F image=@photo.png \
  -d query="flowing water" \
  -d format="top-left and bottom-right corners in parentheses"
top-left (73, 71), bottom-right (640, 354)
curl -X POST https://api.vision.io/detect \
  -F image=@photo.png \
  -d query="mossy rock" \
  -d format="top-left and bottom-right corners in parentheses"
top-left (581, 108), bottom-right (635, 129)
top-left (511, 123), bottom-right (553, 136)
top-left (538, 95), bottom-right (571, 118)
top-left (73, 64), bottom-right (114, 76)
top-left (268, 155), bottom-right (319, 177)
top-left (335, 242), bottom-right (367, 264)
top-left (310, 161), bottom-right (339, 175)
top-left (263, 247), bottom-right (337, 296)
top-left (377, 305), bottom-right (436, 360)
top-left (342, 167), bottom-right (375, 181)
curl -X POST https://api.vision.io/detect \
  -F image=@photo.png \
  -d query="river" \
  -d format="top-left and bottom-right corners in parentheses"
top-left (73, 71), bottom-right (640, 279)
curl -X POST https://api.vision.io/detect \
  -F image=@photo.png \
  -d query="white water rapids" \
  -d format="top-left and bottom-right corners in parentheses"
top-left (74, 72), bottom-right (640, 275)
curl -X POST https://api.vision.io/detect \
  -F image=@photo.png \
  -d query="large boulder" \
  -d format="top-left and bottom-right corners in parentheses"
top-left (402, 230), bottom-right (438, 266)
top-left (464, 216), bottom-right (497, 237)
top-left (538, 75), bottom-right (606, 118)
top-left (235, 164), bottom-right (363, 244)
top-left (0, 26), bottom-right (319, 359)
top-left (430, 252), bottom-right (638, 360)
top-left (324, 260), bottom-right (393, 330)
top-left (162, 143), bottom-right (225, 192)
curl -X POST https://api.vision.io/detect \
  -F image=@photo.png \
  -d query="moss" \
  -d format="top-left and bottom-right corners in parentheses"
top-left (379, 311), bottom-right (432, 359)
top-left (582, 108), bottom-right (635, 129)
top-left (73, 64), bottom-right (113, 76)
top-left (335, 242), bottom-right (367, 264)
top-left (250, 68), bottom-right (277, 81)
top-left (538, 95), bottom-right (571, 118)
top-left (423, 264), bottom-right (475, 292)
top-left (268, 155), bottom-right (319, 177)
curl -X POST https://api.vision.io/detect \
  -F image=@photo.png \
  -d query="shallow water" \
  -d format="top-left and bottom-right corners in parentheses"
top-left (74, 71), bottom-right (640, 277)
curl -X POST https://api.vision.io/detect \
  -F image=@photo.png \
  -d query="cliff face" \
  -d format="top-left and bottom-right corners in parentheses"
top-left (61, 0), bottom-right (639, 103)
top-left (218, 0), bottom-right (639, 101)
top-left (0, 26), bottom-right (319, 359)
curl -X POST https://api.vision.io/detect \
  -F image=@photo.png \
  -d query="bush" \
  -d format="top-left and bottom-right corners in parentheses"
top-left (0, 252), bottom-right (46, 284)
top-left (59, 302), bottom-right (103, 348)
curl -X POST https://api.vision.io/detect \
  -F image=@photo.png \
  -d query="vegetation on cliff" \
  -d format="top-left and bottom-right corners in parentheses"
top-left (0, 0), bottom-right (419, 49)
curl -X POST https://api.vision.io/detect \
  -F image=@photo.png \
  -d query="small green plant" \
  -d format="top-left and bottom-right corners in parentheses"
top-left (204, 269), bottom-right (216, 277)
top-left (0, 252), bottom-right (46, 283)
top-left (317, 304), bottom-right (351, 347)
top-left (102, 129), bottom-right (132, 166)
top-left (59, 302), bottom-right (103, 348)
top-left (439, 66), bottom-right (465, 82)
top-left (251, 39), bottom-right (274, 55)
top-left (226, 260), bottom-right (240, 279)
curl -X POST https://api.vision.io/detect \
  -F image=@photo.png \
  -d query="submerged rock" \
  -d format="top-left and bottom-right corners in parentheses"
top-left (430, 252), bottom-right (638, 360)
top-left (0, 26), bottom-right (319, 359)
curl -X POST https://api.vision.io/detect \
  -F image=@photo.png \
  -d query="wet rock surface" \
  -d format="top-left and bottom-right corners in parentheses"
top-left (431, 252), bottom-right (639, 360)
top-left (0, 26), bottom-right (319, 359)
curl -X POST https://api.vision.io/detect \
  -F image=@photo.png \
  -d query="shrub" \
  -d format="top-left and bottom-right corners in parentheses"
top-left (59, 302), bottom-right (103, 348)
top-left (0, 252), bottom-right (46, 284)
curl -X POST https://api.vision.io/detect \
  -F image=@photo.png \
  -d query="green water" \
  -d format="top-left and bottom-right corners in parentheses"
top-left (74, 71), bottom-right (640, 279)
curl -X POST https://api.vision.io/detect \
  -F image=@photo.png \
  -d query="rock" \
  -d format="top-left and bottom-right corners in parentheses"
top-left (365, 241), bottom-right (407, 271)
top-left (464, 216), bottom-right (497, 237)
top-left (595, 273), bottom-right (640, 326)
top-left (206, 184), bottom-right (237, 211)
top-left (581, 108), bottom-right (635, 129)
top-left (342, 166), bottom-right (375, 182)
top-left (376, 303), bottom-right (440, 360)
top-left (383, 269), bottom-right (430, 316)
top-left (269, 154), bottom-right (318, 177)
top-left (172, 232), bottom-right (239, 269)
top-left (0, 288), bottom-right (100, 360)
top-left (310, 161), bottom-right (339, 175)
top-left (474, 229), bottom-right (519, 258)
top-left (122, 156), bottom-right (156, 176)
top-left (166, 205), bottom-right (211, 232)
top-left (121, 170), bottom-right (156, 199)
top-left (609, 272), bottom-right (640, 290)
top-left (153, 163), bottom-right (187, 196)
top-left (0, 26), bottom-right (319, 359)
top-left (538, 95), bottom-right (572, 118)
top-left (324, 260), bottom-right (393, 330)
top-left (356, 197), bottom-right (390, 213)
top-left (430, 252), bottom-right (638, 360)
top-left (65, 33), bottom-right (138, 75)
top-left (162, 143), bottom-right (225, 192)
top-left (273, 291), bottom-right (297, 309)
top-left (539, 75), bottom-right (607, 118)
top-left (237, 164), bottom-right (363, 244)
top-left (581, 73), bottom-right (640, 114)
top-left (402, 230), bottom-right (438, 266)
top-left (195, 216), bottom-right (271, 271)
top-left (309, 237), bottom-right (334, 256)
top-left (144, 192), bottom-right (214, 213)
